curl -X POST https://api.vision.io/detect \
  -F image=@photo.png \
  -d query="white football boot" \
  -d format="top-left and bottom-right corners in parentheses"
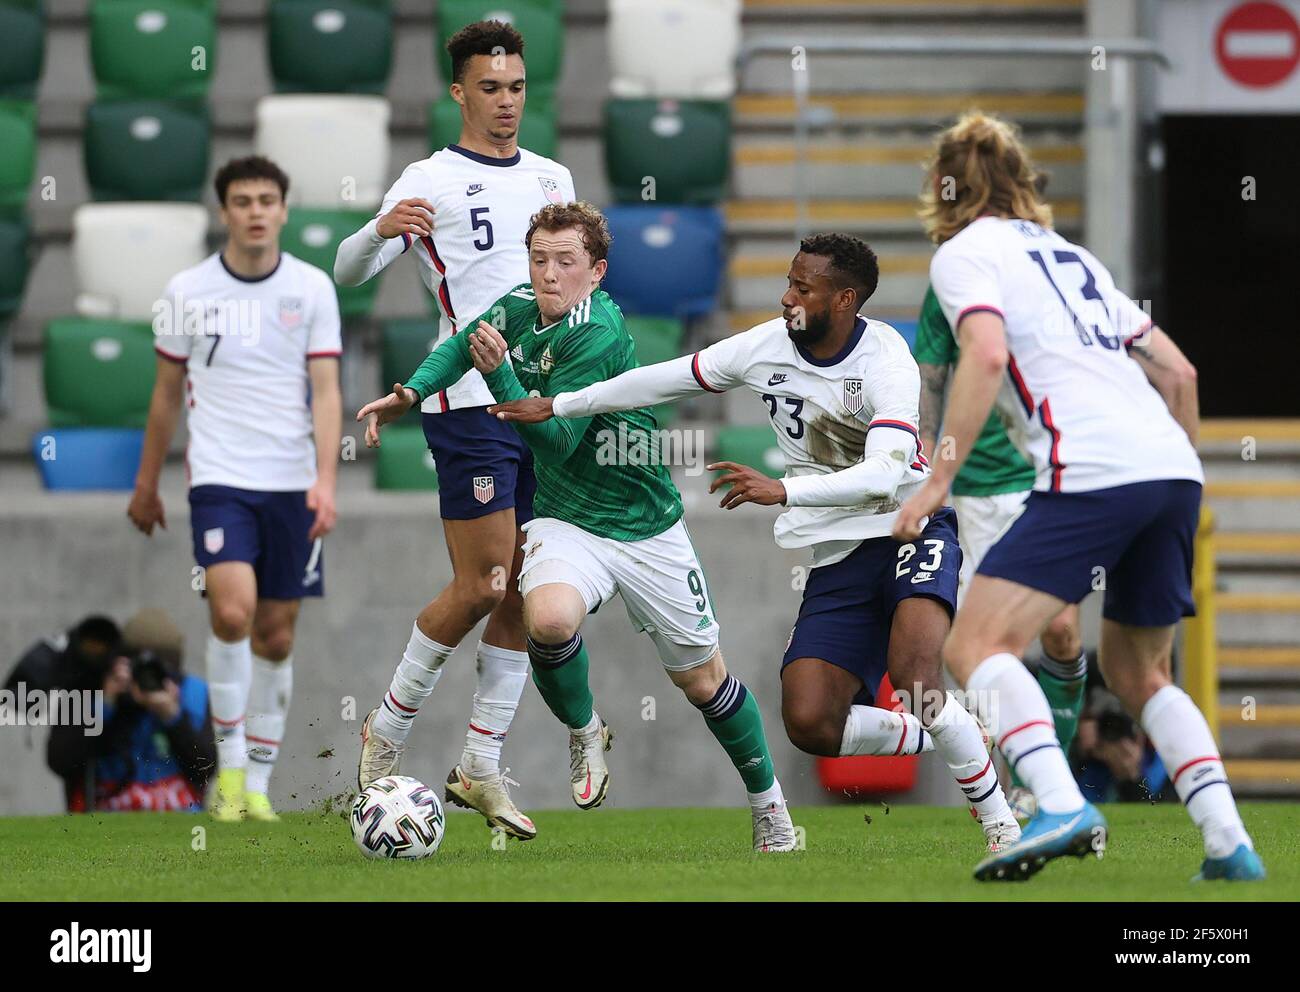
top-left (357, 707), bottom-right (405, 790)
top-left (982, 813), bottom-right (1023, 853)
top-left (569, 719), bottom-right (614, 809)
top-left (753, 801), bottom-right (798, 853)
top-left (445, 765), bottom-right (537, 840)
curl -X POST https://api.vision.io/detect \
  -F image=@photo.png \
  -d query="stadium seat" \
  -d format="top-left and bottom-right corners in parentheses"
top-left (0, 2), bottom-right (45, 100)
top-left (269, 0), bottom-right (393, 94)
top-left (90, 0), bottom-right (217, 100)
top-left (43, 318), bottom-right (156, 427)
top-left (280, 208), bottom-right (377, 317)
top-left (32, 427), bottom-right (145, 491)
top-left (601, 205), bottom-right (724, 319)
top-left (604, 99), bottom-right (730, 204)
top-left (0, 100), bottom-right (37, 215)
top-left (254, 95), bottom-right (391, 209)
top-left (435, 0), bottom-right (564, 96)
top-left (381, 318), bottom-right (438, 393)
top-left (84, 99), bottom-right (210, 201)
top-left (608, 0), bottom-right (740, 99)
top-left (626, 315), bottom-right (683, 426)
top-left (714, 425), bottom-right (784, 479)
top-left (374, 424), bottom-right (439, 491)
top-left (428, 92), bottom-right (557, 160)
top-left (72, 203), bottom-right (208, 321)
top-left (0, 216), bottom-right (30, 319)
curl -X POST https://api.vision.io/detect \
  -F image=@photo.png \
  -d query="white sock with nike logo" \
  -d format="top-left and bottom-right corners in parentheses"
top-left (461, 642), bottom-right (530, 780)
top-left (840, 705), bottom-right (933, 756)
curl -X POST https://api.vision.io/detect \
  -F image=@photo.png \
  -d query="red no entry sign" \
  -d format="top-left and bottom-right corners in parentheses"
top-left (1215, 1), bottom-right (1300, 87)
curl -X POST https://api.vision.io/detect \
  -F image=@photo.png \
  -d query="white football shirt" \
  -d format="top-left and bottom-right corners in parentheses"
top-left (153, 252), bottom-right (342, 492)
top-left (930, 217), bottom-right (1203, 492)
top-left (336, 145), bottom-right (576, 413)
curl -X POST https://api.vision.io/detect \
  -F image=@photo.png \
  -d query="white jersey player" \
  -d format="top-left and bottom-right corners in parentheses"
top-left (493, 234), bottom-right (1021, 852)
top-left (333, 20), bottom-right (574, 839)
top-left (895, 111), bottom-right (1262, 882)
top-left (129, 156), bottom-right (343, 823)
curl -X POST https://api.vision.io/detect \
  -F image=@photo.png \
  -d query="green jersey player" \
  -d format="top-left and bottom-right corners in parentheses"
top-left (915, 285), bottom-right (1087, 816)
top-left (358, 202), bottom-right (796, 851)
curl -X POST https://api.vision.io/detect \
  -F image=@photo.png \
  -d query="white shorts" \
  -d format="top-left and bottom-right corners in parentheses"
top-left (517, 516), bottom-right (721, 671)
top-left (951, 491), bottom-right (1029, 605)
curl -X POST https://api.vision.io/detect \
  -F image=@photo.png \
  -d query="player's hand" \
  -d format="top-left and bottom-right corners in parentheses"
top-left (127, 486), bottom-right (166, 535)
top-left (356, 383), bottom-right (417, 447)
top-left (375, 198), bottom-right (436, 240)
top-left (892, 476), bottom-right (948, 542)
top-left (306, 481), bottom-right (337, 541)
top-left (489, 397), bottom-right (555, 423)
top-left (707, 461), bottom-right (788, 510)
top-left (468, 321), bottom-right (508, 374)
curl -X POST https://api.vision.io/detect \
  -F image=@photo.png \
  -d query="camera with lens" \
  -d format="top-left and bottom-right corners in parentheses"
top-left (129, 648), bottom-right (169, 693)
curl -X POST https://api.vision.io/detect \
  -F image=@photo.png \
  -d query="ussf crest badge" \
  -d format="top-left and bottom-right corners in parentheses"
top-left (539, 177), bottom-right (564, 204)
top-left (842, 378), bottom-right (864, 415)
top-left (278, 297), bottom-right (304, 329)
top-left (472, 476), bottom-right (496, 504)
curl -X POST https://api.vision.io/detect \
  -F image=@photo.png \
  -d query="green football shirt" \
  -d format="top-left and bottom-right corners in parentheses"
top-left (912, 284), bottom-right (1035, 497)
top-left (404, 283), bottom-right (683, 542)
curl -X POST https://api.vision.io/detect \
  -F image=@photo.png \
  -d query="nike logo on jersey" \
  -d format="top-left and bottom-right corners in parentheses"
top-left (767, 373), bottom-right (788, 386)
top-left (466, 184), bottom-right (486, 196)
top-left (910, 572), bottom-right (934, 584)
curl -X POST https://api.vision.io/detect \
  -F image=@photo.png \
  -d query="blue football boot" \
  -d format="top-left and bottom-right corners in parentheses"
top-left (973, 802), bottom-right (1107, 881)
top-left (1192, 844), bottom-right (1266, 882)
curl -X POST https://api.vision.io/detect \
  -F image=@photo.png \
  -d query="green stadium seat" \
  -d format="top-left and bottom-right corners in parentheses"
top-left (604, 99), bottom-right (730, 204)
top-left (90, 0), bottom-right (217, 100)
top-left (280, 208), bottom-right (378, 317)
top-left (0, 2), bottom-right (45, 100)
top-left (0, 100), bottom-right (36, 216)
top-left (626, 315), bottom-right (683, 426)
top-left (269, 0), bottom-right (393, 94)
top-left (381, 318), bottom-right (438, 393)
top-left (84, 99), bottom-right (210, 201)
top-left (43, 318), bottom-right (156, 427)
top-left (0, 217), bottom-right (29, 319)
top-left (714, 425), bottom-right (785, 480)
top-left (436, 1), bottom-right (564, 96)
top-left (374, 424), bottom-right (439, 491)
top-left (429, 92), bottom-right (557, 159)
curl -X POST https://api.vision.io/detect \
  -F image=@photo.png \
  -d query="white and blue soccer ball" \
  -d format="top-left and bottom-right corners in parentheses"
top-left (350, 775), bottom-right (446, 860)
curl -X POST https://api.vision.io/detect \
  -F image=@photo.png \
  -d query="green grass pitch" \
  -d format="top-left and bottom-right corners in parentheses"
top-left (1, 802), bottom-right (1295, 901)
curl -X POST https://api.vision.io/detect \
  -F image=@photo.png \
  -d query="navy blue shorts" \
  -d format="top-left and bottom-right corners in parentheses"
top-left (423, 408), bottom-right (536, 522)
top-left (978, 479), bottom-right (1201, 627)
top-left (782, 507), bottom-right (962, 700)
top-left (189, 485), bottom-right (323, 599)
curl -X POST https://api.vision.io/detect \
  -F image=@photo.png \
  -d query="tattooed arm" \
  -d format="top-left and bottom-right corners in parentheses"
top-left (1129, 326), bottom-right (1199, 446)
top-left (918, 361), bottom-right (950, 463)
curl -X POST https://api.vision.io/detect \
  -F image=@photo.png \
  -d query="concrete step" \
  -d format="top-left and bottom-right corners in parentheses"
top-left (724, 195), bottom-right (1082, 238)
top-left (734, 91), bottom-right (1084, 128)
top-left (1223, 759), bottom-right (1300, 798)
top-left (742, 0), bottom-right (1083, 15)
top-left (1220, 646), bottom-right (1300, 689)
top-left (1198, 419), bottom-right (1300, 459)
top-left (732, 136), bottom-right (1083, 199)
top-left (1216, 592), bottom-right (1300, 646)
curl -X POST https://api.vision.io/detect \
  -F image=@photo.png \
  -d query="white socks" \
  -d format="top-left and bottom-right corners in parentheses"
top-left (460, 643), bottom-right (531, 780)
top-left (1142, 685), bottom-right (1251, 858)
top-left (747, 778), bottom-right (787, 814)
top-left (925, 692), bottom-right (1012, 824)
top-left (968, 652), bottom-right (1085, 815)
top-left (207, 634), bottom-right (252, 770)
top-left (840, 705), bottom-right (934, 756)
top-left (246, 653), bottom-right (292, 796)
top-left (373, 622), bottom-right (454, 742)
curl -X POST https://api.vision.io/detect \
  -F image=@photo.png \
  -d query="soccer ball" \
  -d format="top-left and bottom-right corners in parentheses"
top-left (350, 775), bottom-right (446, 860)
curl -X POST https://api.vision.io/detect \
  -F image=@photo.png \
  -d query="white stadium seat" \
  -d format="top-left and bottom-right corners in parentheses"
top-left (608, 0), bottom-right (741, 100)
top-left (254, 95), bottom-right (392, 210)
top-left (72, 203), bottom-right (208, 322)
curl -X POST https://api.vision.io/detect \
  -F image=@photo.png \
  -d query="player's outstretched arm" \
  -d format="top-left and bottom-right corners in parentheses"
top-left (1128, 325), bottom-right (1199, 445)
top-left (356, 332), bottom-right (474, 446)
top-left (128, 356), bottom-right (186, 535)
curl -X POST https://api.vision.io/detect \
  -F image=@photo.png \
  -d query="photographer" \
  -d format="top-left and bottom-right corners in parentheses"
top-left (1074, 704), bottom-right (1174, 804)
top-left (46, 609), bottom-right (216, 812)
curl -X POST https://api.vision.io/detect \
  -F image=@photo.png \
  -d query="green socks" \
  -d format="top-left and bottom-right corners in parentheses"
top-left (527, 634), bottom-right (594, 730)
top-left (695, 675), bottom-right (776, 793)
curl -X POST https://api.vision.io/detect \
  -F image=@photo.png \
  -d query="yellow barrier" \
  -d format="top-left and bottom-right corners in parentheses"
top-left (1183, 506), bottom-right (1219, 741)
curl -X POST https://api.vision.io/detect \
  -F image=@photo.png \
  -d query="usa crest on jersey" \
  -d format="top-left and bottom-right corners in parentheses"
top-left (473, 475), bottom-right (495, 504)
top-left (842, 377), bottom-right (864, 415)
top-left (279, 296), bottom-right (303, 329)
top-left (538, 177), bottom-right (564, 204)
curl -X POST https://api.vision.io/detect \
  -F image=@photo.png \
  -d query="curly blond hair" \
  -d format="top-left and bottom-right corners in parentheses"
top-left (919, 111), bottom-right (1052, 245)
